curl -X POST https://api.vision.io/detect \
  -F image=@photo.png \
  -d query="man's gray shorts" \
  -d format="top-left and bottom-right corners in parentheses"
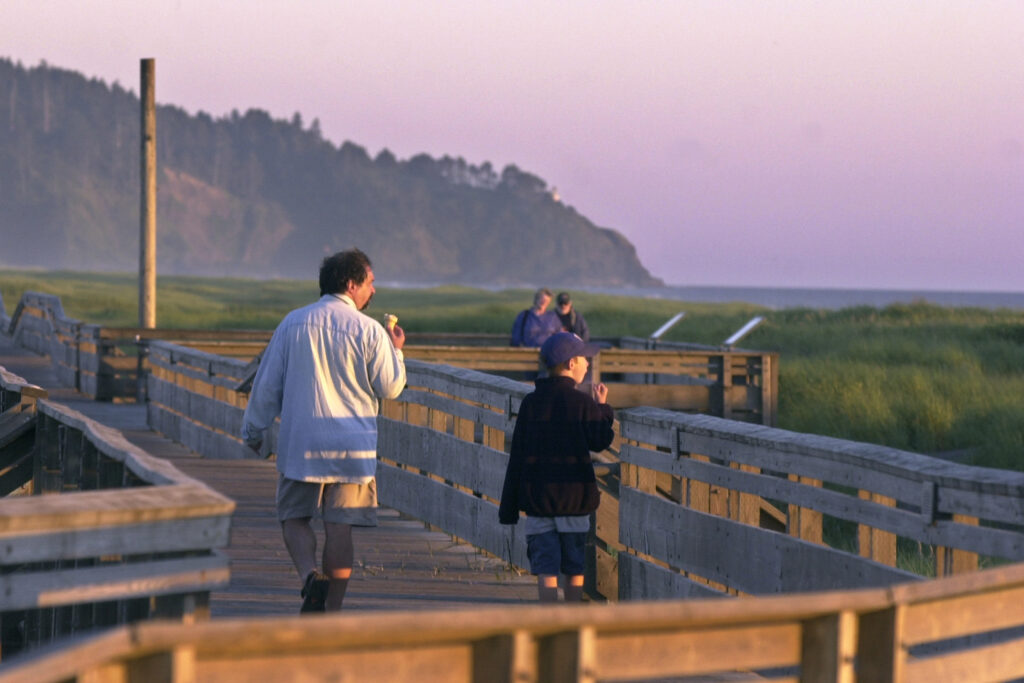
top-left (276, 474), bottom-right (378, 526)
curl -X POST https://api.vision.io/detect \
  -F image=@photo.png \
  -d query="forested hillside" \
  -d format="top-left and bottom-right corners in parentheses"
top-left (0, 58), bottom-right (661, 286)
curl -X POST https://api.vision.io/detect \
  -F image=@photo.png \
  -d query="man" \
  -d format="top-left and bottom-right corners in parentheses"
top-left (510, 288), bottom-right (562, 348)
top-left (241, 248), bottom-right (406, 613)
top-left (554, 292), bottom-right (590, 341)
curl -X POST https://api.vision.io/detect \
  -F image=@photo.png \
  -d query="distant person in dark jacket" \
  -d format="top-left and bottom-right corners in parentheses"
top-left (509, 288), bottom-right (562, 348)
top-left (554, 292), bottom-right (589, 341)
top-left (498, 332), bottom-right (614, 602)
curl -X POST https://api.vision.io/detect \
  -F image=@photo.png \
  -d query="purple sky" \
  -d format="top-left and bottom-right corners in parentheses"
top-left (4, 1), bottom-right (1023, 290)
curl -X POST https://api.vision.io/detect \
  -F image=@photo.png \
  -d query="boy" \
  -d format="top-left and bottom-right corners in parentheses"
top-left (498, 332), bottom-right (615, 602)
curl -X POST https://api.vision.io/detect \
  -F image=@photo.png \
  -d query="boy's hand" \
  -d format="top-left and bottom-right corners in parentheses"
top-left (592, 382), bottom-right (608, 404)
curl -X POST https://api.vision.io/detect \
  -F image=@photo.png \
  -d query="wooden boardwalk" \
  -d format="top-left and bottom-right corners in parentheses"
top-left (0, 334), bottom-right (536, 617)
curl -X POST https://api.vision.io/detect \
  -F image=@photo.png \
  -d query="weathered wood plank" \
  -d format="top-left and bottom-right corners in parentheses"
top-left (594, 621), bottom-right (801, 679)
top-left (621, 408), bottom-right (1024, 522)
top-left (904, 638), bottom-right (1024, 683)
top-left (800, 611), bottom-right (857, 683)
top-left (0, 409), bottom-right (35, 449)
top-left (618, 487), bottom-right (918, 595)
top-left (406, 360), bottom-right (529, 409)
top-left (0, 552), bottom-right (230, 611)
top-left (901, 583), bottom-right (1024, 646)
top-left (0, 483), bottom-right (233, 533)
top-left (0, 514), bottom-right (231, 563)
top-left (147, 342), bottom-right (251, 389)
top-left (148, 377), bottom-right (244, 436)
top-left (601, 383), bottom-right (711, 411)
top-left (377, 461), bottom-right (529, 570)
top-left (619, 444), bottom-right (1024, 559)
top-left (196, 645), bottom-right (473, 683)
top-left (379, 418), bottom-right (508, 500)
top-left (617, 552), bottom-right (726, 601)
top-left (405, 346), bottom-right (539, 372)
top-left (0, 366), bottom-right (48, 399)
top-left (36, 400), bottom-right (200, 486)
top-left (393, 388), bottom-right (510, 431)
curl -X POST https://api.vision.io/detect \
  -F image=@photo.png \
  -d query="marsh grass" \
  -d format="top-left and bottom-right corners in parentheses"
top-left (753, 305), bottom-right (1024, 470)
top-left (4, 269), bottom-right (1024, 470)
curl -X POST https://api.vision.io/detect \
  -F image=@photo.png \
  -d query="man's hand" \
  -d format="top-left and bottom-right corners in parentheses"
top-left (592, 382), bottom-right (608, 404)
top-left (387, 323), bottom-right (406, 350)
top-left (246, 439), bottom-right (263, 455)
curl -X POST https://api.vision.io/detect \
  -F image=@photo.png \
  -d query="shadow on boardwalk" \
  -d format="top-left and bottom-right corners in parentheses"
top-left (0, 333), bottom-right (536, 617)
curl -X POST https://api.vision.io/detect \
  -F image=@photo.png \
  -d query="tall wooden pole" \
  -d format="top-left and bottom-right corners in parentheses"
top-left (139, 58), bottom-right (157, 329)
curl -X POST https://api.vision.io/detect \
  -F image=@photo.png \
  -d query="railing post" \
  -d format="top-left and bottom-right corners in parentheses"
top-left (136, 335), bottom-right (149, 402)
top-left (472, 630), bottom-right (536, 683)
top-left (856, 605), bottom-right (906, 683)
top-left (536, 627), bottom-right (596, 683)
top-left (935, 514), bottom-right (979, 576)
top-left (800, 610), bottom-right (857, 683)
top-left (33, 413), bottom-right (62, 493)
top-left (857, 491), bottom-right (897, 566)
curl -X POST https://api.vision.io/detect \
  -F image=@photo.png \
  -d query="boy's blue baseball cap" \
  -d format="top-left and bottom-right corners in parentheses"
top-left (541, 332), bottom-right (600, 368)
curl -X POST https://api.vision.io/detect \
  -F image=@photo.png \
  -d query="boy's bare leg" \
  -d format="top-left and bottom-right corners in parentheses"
top-left (323, 522), bottom-right (354, 611)
top-left (564, 574), bottom-right (585, 602)
top-left (537, 574), bottom-right (560, 602)
top-left (281, 517), bottom-right (318, 579)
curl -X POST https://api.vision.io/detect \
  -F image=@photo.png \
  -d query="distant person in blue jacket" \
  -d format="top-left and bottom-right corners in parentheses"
top-left (510, 288), bottom-right (562, 348)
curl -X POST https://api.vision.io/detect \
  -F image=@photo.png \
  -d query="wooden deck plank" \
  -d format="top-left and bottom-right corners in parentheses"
top-left (0, 334), bottom-right (536, 617)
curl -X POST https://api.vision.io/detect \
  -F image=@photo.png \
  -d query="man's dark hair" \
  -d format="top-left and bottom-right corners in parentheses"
top-left (319, 249), bottom-right (372, 296)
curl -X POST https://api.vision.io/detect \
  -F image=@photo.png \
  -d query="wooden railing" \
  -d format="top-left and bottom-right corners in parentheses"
top-left (4, 292), bottom-right (777, 423)
top-left (616, 335), bottom-right (778, 423)
top-left (613, 408), bottom-right (1024, 601)
top-left (378, 362), bottom-right (535, 571)
top-left (148, 337), bottom-right (777, 424)
top-left (0, 364), bottom-right (234, 661)
top-left (145, 341), bottom-right (257, 460)
top-left (5, 561), bottom-right (1024, 682)
top-left (0, 367), bottom-right (45, 496)
top-left (4, 291), bottom-right (272, 401)
top-left (141, 343), bottom-right (1024, 597)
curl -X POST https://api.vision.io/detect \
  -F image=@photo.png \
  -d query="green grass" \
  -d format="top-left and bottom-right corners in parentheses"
top-left (749, 305), bottom-right (1024, 470)
top-left (4, 269), bottom-right (1024, 471)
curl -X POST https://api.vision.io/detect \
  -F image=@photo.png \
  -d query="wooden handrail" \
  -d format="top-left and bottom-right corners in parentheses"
top-left (5, 563), bottom-right (1024, 682)
top-left (0, 369), bottom-right (235, 657)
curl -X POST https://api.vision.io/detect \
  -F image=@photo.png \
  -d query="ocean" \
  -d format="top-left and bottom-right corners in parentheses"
top-left (605, 285), bottom-right (1024, 311)
top-left (381, 279), bottom-right (1024, 311)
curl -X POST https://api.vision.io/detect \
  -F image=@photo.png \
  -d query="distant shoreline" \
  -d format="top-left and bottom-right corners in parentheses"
top-left (320, 279), bottom-right (1024, 311)
top-left (5, 266), bottom-right (1024, 311)
top-left (608, 285), bottom-right (1024, 311)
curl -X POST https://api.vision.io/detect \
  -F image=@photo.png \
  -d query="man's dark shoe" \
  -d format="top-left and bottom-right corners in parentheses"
top-left (300, 571), bottom-right (330, 613)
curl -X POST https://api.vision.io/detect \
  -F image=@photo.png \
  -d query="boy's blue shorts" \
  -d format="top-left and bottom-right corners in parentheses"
top-left (526, 530), bottom-right (586, 576)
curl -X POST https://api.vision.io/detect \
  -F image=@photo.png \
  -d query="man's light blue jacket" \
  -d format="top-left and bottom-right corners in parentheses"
top-left (241, 294), bottom-right (406, 483)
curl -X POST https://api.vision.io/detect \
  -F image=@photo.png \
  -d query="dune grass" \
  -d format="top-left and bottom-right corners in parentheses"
top-left (4, 269), bottom-right (1024, 471)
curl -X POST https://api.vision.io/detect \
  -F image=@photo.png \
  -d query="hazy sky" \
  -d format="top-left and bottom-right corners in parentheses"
top-left (4, 1), bottom-right (1023, 290)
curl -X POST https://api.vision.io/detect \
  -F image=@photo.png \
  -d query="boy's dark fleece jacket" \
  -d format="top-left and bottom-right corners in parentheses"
top-left (499, 376), bottom-right (615, 524)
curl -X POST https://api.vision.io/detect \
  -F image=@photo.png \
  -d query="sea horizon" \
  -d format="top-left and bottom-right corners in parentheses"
top-left (597, 284), bottom-right (1024, 311)
top-left (377, 278), bottom-right (1024, 311)
top-left (5, 265), bottom-right (1024, 312)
